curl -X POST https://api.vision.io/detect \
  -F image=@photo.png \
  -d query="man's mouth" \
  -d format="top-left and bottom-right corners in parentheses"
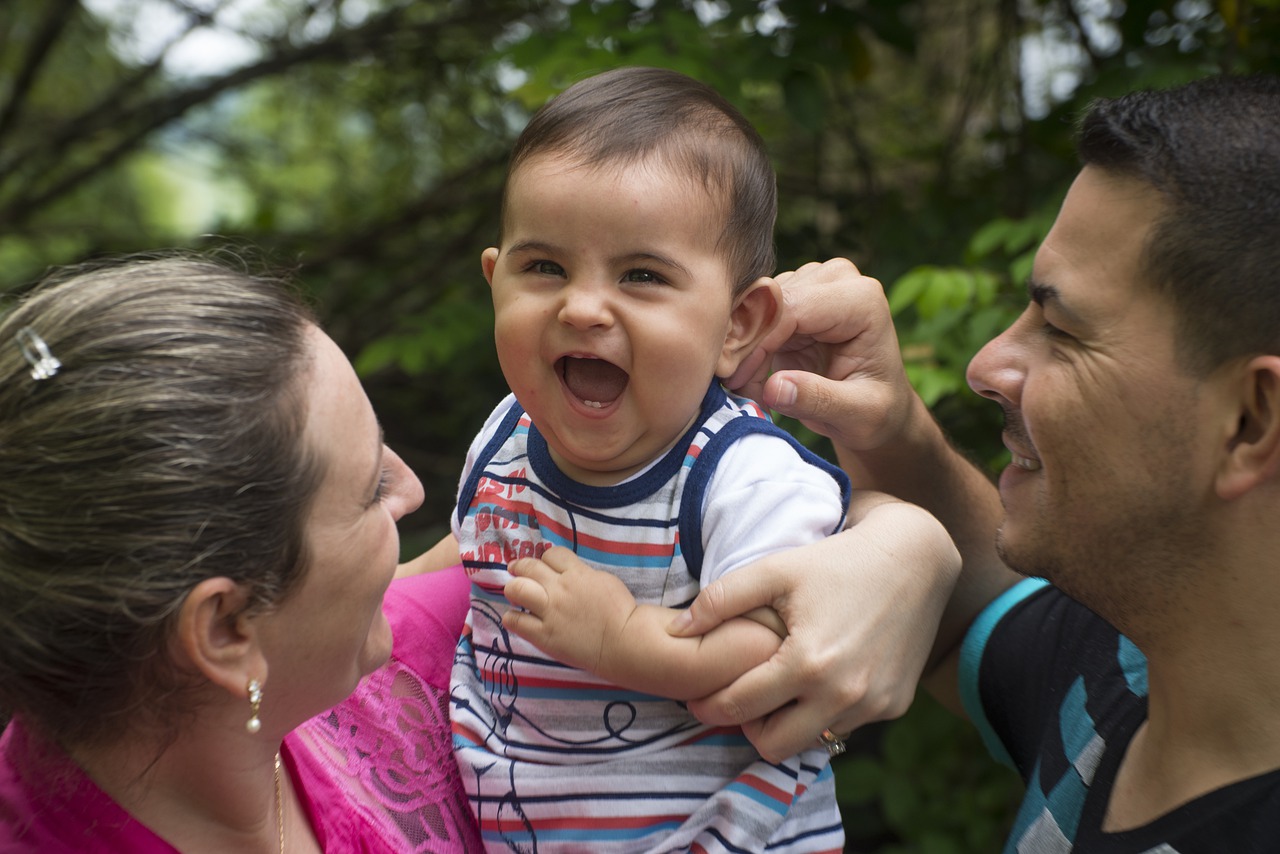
top-left (1000, 410), bottom-right (1041, 472)
top-left (1011, 453), bottom-right (1042, 471)
top-left (558, 356), bottom-right (629, 408)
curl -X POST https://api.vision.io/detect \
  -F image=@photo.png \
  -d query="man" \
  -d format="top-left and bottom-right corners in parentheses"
top-left (677, 74), bottom-right (1280, 850)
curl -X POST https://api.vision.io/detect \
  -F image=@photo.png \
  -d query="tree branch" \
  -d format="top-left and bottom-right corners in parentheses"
top-left (0, 2), bottom-right (494, 230)
top-left (0, 0), bottom-right (82, 145)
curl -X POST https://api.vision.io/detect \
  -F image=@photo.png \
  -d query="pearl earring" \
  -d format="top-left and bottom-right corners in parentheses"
top-left (246, 678), bottom-right (263, 734)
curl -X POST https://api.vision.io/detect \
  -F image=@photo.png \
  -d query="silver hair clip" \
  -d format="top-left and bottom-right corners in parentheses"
top-left (16, 326), bottom-right (61, 380)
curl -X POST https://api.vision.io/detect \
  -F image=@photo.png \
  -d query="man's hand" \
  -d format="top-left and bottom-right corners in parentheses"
top-left (725, 258), bottom-right (917, 457)
top-left (670, 497), bottom-right (960, 762)
top-left (677, 258), bottom-right (966, 761)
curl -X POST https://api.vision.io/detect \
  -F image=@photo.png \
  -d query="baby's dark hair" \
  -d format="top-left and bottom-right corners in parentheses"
top-left (501, 66), bottom-right (777, 296)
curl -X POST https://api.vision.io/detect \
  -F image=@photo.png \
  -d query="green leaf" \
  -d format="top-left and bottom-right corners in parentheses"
top-left (887, 266), bottom-right (934, 315)
top-left (1010, 249), bottom-right (1037, 287)
top-left (969, 218), bottom-right (1015, 259)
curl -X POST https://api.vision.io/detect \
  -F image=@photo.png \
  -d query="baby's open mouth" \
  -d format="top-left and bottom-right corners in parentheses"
top-left (558, 356), bottom-right (629, 408)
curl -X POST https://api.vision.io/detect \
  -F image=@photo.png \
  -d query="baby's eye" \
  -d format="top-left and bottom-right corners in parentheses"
top-left (622, 269), bottom-right (666, 285)
top-left (529, 260), bottom-right (565, 276)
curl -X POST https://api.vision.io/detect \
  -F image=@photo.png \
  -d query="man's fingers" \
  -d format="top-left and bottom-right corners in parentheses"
top-left (685, 654), bottom-right (798, 730)
top-left (688, 657), bottom-right (890, 762)
top-left (767, 369), bottom-right (864, 426)
top-left (668, 568), bottom-right (779, 637)
top-left (722, 343), bottom-right (771, 398)
top-left (747, 700), bottom-right (858, 764)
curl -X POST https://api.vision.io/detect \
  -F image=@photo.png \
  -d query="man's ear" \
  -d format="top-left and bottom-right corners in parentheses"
top-left (480, 247), bottom-right (499, 287)
top-left (716, 277), bottom-right (780, 379)
top-left (175, 577), bottom-right (266, 699)
top-left (1218, 355), bottom-right (1280, 500)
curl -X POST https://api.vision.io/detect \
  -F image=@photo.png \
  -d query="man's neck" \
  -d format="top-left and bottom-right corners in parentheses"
top-left (1104, 610), bottom-right (1280, 830)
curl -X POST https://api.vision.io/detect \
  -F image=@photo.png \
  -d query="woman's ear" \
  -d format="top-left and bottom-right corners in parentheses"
top-left (1217, 355), bottom-right (1280, 500)
top-left (175, 577), bottom-right (266, 699)
top-left (716, 277), bottom-right (781, 379)
top-left (480, 247), bottom-right (500, 287)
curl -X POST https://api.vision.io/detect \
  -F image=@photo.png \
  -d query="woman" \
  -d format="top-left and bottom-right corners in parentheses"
top-left (0, 256), bottom-right (481, 852)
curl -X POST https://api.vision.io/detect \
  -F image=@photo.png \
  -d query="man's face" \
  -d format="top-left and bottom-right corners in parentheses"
top-left (965, 167), bottom-right (1226, 624)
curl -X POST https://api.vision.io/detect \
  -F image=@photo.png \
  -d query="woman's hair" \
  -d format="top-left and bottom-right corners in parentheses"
top-left (501, 66), bottom-right (777, 296)
top-left (0, 254), bottom-right (321, 748)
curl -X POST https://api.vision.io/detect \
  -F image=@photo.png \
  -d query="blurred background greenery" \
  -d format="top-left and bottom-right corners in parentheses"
top-left (3, 0), bottom-right (1277, 849)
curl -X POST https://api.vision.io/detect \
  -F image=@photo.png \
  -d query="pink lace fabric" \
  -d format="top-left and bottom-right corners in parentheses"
top-left (287, 567), bottom-right (482, 853)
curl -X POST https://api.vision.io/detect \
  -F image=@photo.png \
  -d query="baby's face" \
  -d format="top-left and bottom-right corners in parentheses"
top-left (484, 153), bottom-right (738, 486)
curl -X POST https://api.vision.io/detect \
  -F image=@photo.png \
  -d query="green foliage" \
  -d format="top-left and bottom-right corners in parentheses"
top-left (4, 0), bottom-right (1280, 849)
top-left (835, 695), bottom-right (1022, 853)
top-left (885, 203), bottom-right (1057, 465)
top-left (354, 292), bottom-right (493, 377)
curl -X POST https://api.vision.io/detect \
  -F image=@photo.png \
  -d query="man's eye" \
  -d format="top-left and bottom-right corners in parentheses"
top-left (1042, 321), bottom-right (1072, 340)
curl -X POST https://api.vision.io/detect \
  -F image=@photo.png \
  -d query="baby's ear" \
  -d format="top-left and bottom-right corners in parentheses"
top-left (480, 247), bottom-right (499, 286)
top-left (716, 277), bottom-right (780, 379)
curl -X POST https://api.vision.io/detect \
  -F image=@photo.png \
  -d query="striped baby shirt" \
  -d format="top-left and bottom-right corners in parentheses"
top-left (449, 383), bottom-right (850, 853)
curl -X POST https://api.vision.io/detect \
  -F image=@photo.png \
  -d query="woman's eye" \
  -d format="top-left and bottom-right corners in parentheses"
top-left (370, 468), bottom-right (392, 505)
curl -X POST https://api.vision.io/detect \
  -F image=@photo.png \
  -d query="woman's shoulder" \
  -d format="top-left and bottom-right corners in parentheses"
top-left (0, 720), bottom-right (176, 853)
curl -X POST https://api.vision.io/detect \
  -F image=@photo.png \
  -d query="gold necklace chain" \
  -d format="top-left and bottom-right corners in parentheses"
top-left (274, 751), bottom-right (284, 854)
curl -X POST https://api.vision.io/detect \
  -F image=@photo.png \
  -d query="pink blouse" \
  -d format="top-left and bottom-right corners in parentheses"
top-left (0, 566), bottom-right (481, 853)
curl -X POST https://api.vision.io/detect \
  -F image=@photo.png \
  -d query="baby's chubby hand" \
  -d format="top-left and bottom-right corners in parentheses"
top-left (503, 547), bottom-right (640, 679)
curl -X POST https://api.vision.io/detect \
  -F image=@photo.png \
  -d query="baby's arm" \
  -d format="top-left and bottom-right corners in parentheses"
top-left (504, 547), bottom-right (783, 700)
top-left (395, 532), bottom-right (461, 578)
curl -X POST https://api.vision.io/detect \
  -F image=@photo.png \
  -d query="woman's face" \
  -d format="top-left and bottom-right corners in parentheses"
top-left (259, 325), bottom-right (423, 724)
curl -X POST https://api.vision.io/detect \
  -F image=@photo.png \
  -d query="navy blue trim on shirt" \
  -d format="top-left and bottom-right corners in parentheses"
top-left (526, 382), bottom-right (724, 508)
top-left (678, 402), bottom-right (851, 583)
top-left (455, 400), bottom-right (528, 526)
